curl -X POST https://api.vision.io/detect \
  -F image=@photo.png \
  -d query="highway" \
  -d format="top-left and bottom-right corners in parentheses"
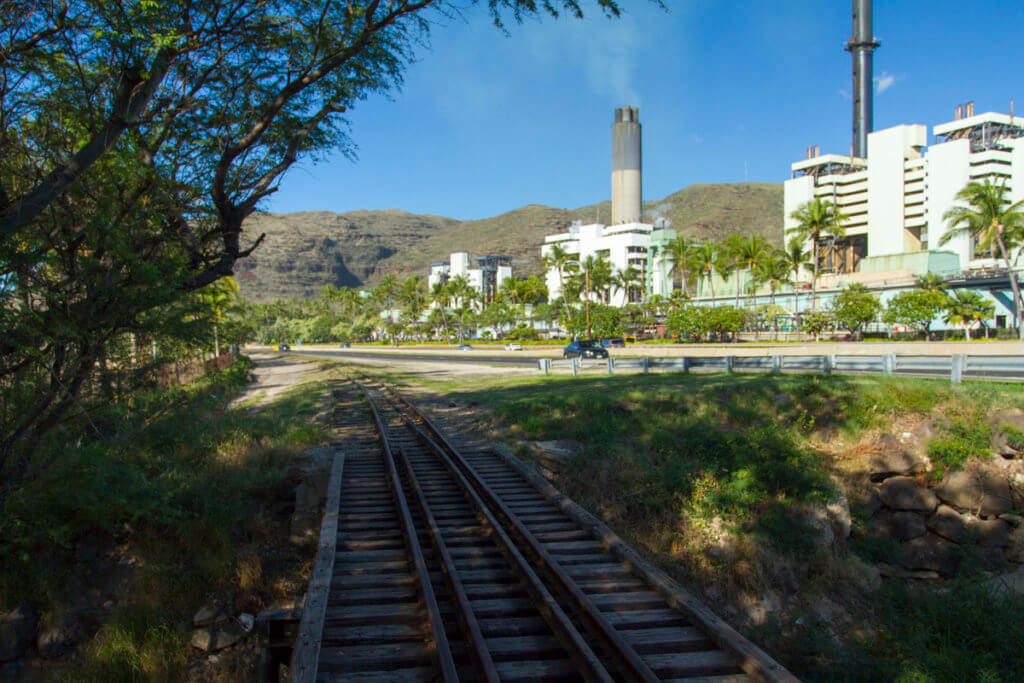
top-left (286, 348), bottom-right (542, 367)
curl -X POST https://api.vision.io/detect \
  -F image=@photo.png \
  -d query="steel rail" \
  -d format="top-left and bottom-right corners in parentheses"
top-left (382, 383), bottom-right (662, 683)
top-left (363, 381), bottom-right (616, 683)
top-left (362, 384), bottom-right (459, 683)
top-left (358, 382), bottom-right (500, 682)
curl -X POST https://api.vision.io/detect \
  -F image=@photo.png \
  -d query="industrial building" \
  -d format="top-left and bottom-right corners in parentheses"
top-left (428, 252), bottom-right (512, 306)
top-left (542, 107), bottom-right (677, 306)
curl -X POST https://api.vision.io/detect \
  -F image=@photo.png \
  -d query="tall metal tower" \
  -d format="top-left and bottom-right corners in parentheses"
top-left (846, 0), bottom-right (880, 158)
top-left (611, 106), bottom-right (642, 224)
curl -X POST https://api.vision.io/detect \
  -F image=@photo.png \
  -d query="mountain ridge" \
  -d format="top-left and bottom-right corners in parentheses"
top-left (234, 181), bottom-right (783, 302)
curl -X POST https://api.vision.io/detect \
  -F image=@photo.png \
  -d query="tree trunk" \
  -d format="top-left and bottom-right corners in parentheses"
top-left (997, 237), bottom-right (1024, 340)
top-left (811, 236), bottom-right (820, 311)
top-left (965, 325), bottom-right (971, 342)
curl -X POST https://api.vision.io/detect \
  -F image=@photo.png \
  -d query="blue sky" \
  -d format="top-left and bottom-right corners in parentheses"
top-left (266, 0), bottom-right (1022, 221)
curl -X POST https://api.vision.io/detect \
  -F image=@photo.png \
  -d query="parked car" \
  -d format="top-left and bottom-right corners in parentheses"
top-left (563, 340), bottom-right (609, 359)
top-left (339, 342), bottom-right (350, 348)
top-left (600, 337), bottom-right (626, 348)
top-left (456, 344), bottom-right (473, 351)
top-left (274, 343), bottom-right (290, 351)
top-left (504, 342), bottom-right (523, 351)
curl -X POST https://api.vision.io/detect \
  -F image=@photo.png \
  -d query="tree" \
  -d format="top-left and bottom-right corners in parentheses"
top-left (374, 274), bottom-right (401, 342)
top-left (941, 179), bottom-right (1024, 339)
top-left (197, 276), bottom-right (241, 357)
top-left (0, 0), bottom-right (631, 491)
top-left (687, 242), bottom-right (719, 302)
top-left (430, 281), bottom-right (453, 341)
top-left (787, 198), bottom-right (848, 311)
top-left (753, 251), bottom-right (792, 340)
top-left (614, 265), bottom-right (644, 304)
top-left (830, 284), bottom-right (881, 341)
top-left (782, 238), bottom-right (812, 319)
top-left (541, 243), bottom-right (574, 319)
top-left (801, 311), bottom-right (833, 342)
top-left (944, 290), bottom-right (995, 341)
top-left (663, 236), bottom-right (693, 296)
top-left (884, 289), bottom-right (948, 340)
top-left (725, 234), bottom-right (769, 308)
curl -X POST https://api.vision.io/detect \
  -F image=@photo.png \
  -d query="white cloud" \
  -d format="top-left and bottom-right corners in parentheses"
top-left (875, 71), bottom-right (897, 94)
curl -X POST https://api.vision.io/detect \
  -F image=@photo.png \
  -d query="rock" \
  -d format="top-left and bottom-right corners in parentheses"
top-left (293, 480), bottom-right (321, 517)
top-left (877, 563), bottom-right (941, 580)
top-left (886, 511), bottom-right (928, 540)
top-left (935, 471), bottom-right (1014, 517)
top-left (877, 476), bottom-right (938, 513)
top-left (903, 420), bottom-right (937, 458)
top-left (1007, 526), bottom-right (1024, 563)
top-left (192, 604), bottom-right (227, 628)
top-left (803, 505), bottom-right (835, 549)
top-left (927, 505), bottom-right (968, 543)
top-left (868, 440), bottom-right (926, 482)
top-left (972, 518), bottom-right (1011, 547)
top-left (976, 546), bottom-right (1008, 574)
top-left (845, 555), bottom-right (881, 593)
top-left (852, 485), bottom-right (883, 518)
top-left (191, 620), bottom-right (247, 652)
top-left (37, 615), bottom-right (84, 659)
top-left (999, 513), bottom-right (1023, 527)
top-left (989, 565), bottom-right (1024, 596)
top-left (897, 534), bottom-right (961, 575)
top-left (993, 410), bottom-right (1024, 433)
top-left (0, 604), bottom-right (37, 662)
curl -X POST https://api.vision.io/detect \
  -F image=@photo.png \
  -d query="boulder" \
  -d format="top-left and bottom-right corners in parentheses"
top-left (887, 511), bottom-right (928, 540)
top-left (877, 476), bottom-right (938, 513)
top-left (1007, 526), bottom-right (1024, 564)
top-left (927, 505), bottom-right (968, 543)
top-left (37, 615), bottom-right (84, 659)
top-left (826, 479), bottom-right (852, 539)
top-left (877, 563), bottom-right (941, 580)
top-left (192, 604), bottom-right (227, 628)
top-left (803, 505), bottom-right (835, 550)
top-left (976, 546), bottom-right (1009, 574)
top-left (902, 420), bottom-right (937, 458)
top-left (0, 604), bottom-right (37, 662)
top-left (935, 471), bottom-right (1014, 517)
top-left (191, 620), bottom-right (247, 652)
top-left (869, 440), bottom-right (926, 482)
top-left (897, 534), bottom-right (961, 575)
top-left (973, 518), bottom-right (1011, 547)
top-left (990, 565), bottom-right (1024, 596)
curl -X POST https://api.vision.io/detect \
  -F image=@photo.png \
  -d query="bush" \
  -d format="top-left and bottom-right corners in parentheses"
top-left (927, 418), bottom-right (991, 478)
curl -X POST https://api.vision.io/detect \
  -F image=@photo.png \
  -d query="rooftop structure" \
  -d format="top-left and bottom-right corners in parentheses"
top-left (428, 251), bottom-right (512, 306)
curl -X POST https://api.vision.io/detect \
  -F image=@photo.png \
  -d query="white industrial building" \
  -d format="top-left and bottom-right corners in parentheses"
top-left (428, 252), bottom-right (512, 306)
top-left (542, 107), bottom-right (678, 306)
top-left (784, 107), bottom-right (1024, 280)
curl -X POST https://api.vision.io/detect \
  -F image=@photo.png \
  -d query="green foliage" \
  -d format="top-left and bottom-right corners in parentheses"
top-left (927, 418), bottom-right (991, 478)
top-left (1002, 423), bottom-right (1024, 452)
top-left (800, 311), bottom-right (833, 338)
top-left (885, 288), bottom-right (949, 338)
top-left (830, 284), bottom-right (882, 337)
top-left (666, 305), bottom-right (747, 341)
top-left (559, 303), bottom-right (623, 338)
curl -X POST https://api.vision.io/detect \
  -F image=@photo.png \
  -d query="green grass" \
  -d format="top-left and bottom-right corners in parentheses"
top-left (0, 357), bottom-right (332, 680)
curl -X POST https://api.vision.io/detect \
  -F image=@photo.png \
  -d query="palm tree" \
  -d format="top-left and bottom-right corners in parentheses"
top-left (727, 234), bottom-right (770, 308)
top-left (614, 265), bottom-right (643, 304)
top-left (200, 276), bottom-right (240, 357)
top-left (782, 238), bottom-right (811, 320)
top-left (941, 179), bottom-right (1024, 339)
top-left (541, 243), bottom-right (573, 316)
top-left (753, 251), bottom-right (792, 340)
top-left (787, 198), bottom-right (849, 311)
top-left (944, 289), bottom-right (995, 341)
top-left (687, 242), bottom-right (719, 302)
top-left (448, 275), bottom-right (478, 342)
top-left (430, 281), bottom-right (453, 341)
top-left (663, 236), bottom-right (693, 297)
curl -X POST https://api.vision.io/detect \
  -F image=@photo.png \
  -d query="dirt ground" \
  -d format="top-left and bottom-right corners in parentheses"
top-left (228, 353), bottom-right (324, 407)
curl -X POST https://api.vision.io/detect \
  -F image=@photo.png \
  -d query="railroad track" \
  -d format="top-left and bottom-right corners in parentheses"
top-left (285, 377), bottom-right (796, 682)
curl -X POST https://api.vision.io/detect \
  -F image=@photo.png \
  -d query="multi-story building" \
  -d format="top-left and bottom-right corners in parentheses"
top-left (428, 252), bottom-right (512, 305)
top-left (784, 107), bottom-right (1024, 278)
top-left (541, 220), bottom-right (676, 306)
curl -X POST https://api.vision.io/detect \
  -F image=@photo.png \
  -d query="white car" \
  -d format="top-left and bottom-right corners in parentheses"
top-left (504, 342), bottom-right (523, 351)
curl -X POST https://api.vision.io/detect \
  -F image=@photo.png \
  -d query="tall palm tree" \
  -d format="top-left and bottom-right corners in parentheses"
top-left (541, 243), bottom-right (572, 304)
top-left (782, 238), bottom-right (811, 319)
top-left (941, 179), bottom-right (1024, 338)
top-left (200, 276), bottom-right (240, 357)
top-left (944, 289), bottom-right (995, 341)
top-left (727, 233), bottom-right (770, 307)
top-left (614, 265), bottom-right (643, 304)
top-left (687, 242), bottom-right (719, 302)
top-left (430, 281), bottom-right (453, 341)
top-left (663, 236), bottom-right (693, 297)
top-left (787, 198), bottom-right (849, 311)
top-left (753, 251), bottom-right (792, 340)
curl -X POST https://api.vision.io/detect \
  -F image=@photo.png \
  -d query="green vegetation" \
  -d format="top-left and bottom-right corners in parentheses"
top-left (394, 368), bottom-right (1024, 681)
top-left (927, 418), bottom-right (992, 479)
top-left (0, 357), bottom-right (332, 679)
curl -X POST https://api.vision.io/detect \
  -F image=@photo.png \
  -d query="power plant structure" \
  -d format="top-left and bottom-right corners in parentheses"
top-left (611, 106), bottom-right (643, 224)
top-left (846, 0), bottom-right (880, 158)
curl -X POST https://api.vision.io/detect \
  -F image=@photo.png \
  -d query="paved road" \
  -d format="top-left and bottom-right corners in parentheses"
top-left (287, 348), bottom-right (542, 367)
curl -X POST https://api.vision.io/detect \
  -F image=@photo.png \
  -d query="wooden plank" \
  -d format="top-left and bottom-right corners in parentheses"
top-left (623, 626), bottom-right (713, 654)
top-left (322, 622), bottom-right (425, 645)
top-left (645, 650), bottom-right (743, 678)
top-left (492, 658), bottom-right (578, 682)
top-left (315, 667), bottom-right (435, 683)
top-left (489, 443), bottom-right (798, 682)
top-left (290, 451), bottom-right (346, 683)
top-left (317, 642), bottom-right (436, 672)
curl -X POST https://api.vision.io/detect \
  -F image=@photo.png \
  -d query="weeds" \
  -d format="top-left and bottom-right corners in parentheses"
top-left (927, 418), bottom-right (991, 479)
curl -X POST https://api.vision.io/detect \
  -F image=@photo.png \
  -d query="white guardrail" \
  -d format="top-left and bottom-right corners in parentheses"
top-left (537, 354), bottom-right (1024, 384)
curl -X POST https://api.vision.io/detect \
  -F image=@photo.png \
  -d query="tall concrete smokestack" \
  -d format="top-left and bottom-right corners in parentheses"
top-left (846, 0), bottom-right (880, 158)
top-left (611, 106), bottom-right (642, 224)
